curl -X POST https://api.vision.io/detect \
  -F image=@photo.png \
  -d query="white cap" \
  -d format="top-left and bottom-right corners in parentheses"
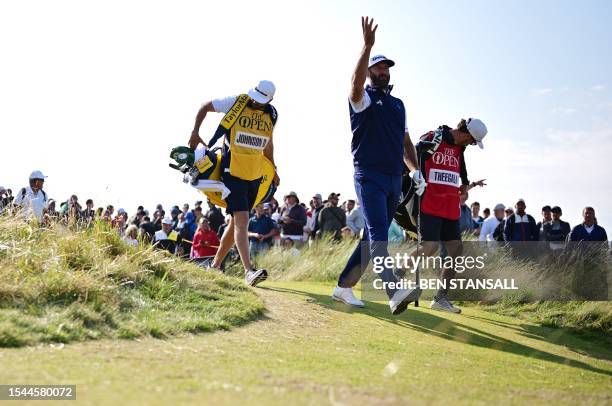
top-left (248, 80), bottom-right (275, 104)
top-left (494, 203), bottom-right (505, 211)
top-left (29, 170), bottom-right (46, 180)
top-left (162, 217), bottom-right (173, 225)
top-left (368, 54), bottom-right (395, 68)
top-left (466, 118), bottom-right (488, 149)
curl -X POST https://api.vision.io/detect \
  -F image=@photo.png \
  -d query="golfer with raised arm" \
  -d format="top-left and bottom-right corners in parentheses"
top-left (332, 17), bottom-right (424, 315)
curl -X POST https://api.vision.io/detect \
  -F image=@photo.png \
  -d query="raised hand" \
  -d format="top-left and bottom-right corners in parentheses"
top-left (362, 16), bottom-right (378, 48)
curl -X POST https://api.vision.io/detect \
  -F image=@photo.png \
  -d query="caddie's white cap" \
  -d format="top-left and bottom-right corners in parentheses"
top-left (29, 170), bottom-right (46, 180)
top-left (467, 118), bottom-right (488, 149)
top-left (162, 217), bottom-right (173, 225)
top-left (248, 80), bottom-right (275, 104)
top-left (368, 54), bottom-right (395, 68)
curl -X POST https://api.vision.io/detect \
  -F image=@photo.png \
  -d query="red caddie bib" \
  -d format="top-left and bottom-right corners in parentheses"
top-left (421, 134), bottom-right (462, 220)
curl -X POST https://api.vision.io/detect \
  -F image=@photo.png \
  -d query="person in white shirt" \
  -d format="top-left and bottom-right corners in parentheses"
top-left (13, 170), bottom-right (49, 222)
top-left (345, 199), bottom-right (365, 236)
top-left (479, 203), bottom-right (505, 242)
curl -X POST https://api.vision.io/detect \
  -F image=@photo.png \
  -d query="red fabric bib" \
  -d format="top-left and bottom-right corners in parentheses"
top-left (421, 138), bottom-right (462, 220)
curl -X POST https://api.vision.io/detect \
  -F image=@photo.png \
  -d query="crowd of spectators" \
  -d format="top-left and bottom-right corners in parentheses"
top-left (2, 171), bottom-right (609, 266)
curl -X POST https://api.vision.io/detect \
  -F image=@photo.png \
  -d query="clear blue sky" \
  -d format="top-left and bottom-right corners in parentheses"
top-left (0, 0), bottom-right (610, 229)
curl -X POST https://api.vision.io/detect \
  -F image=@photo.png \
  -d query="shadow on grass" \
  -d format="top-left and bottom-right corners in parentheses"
top-left (260, 286), bottom-right (612, 377)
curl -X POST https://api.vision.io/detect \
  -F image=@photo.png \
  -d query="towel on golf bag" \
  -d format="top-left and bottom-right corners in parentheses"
top-left (394, 170), bottom-right (419, 240)
top-left (191, 145), bottom-right (277, 210)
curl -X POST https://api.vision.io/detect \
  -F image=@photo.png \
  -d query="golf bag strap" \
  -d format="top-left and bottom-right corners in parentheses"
top-left (207, 94), bottom-right (251, 148)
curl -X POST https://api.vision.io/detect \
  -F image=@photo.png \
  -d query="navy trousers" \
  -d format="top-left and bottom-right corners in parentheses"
top-left (338, 169), bottom-right (401, 298)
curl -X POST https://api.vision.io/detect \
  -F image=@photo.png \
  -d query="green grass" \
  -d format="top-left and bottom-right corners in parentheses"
top-left (0, 216), bottom-right (264, 347)
top-left (246, 237), bottom-right (612, 333)
top-left (1, 281), bottom-right (610, 405)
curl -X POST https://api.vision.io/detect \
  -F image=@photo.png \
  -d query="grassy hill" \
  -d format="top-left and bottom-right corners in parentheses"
top-left (0, 216), bottom-right (264, 347)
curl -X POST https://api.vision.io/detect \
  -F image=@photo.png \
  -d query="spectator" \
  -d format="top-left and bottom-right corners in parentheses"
top-left (459, 190), bottom-right (474, 233)
top-left (278, 191), bottom-right (307, 244)
top-left (388, 219), bottom-right (405, 243)
top-left (217, 214), bottom-right (232, 240)
top-left (569, 207), bottom-right (608, 242)
top-left (82, 199), bottom-right (95, 221)
top-left (46, 199), bottom-right (59, 220)
top-left (68, 194), bottom-right (82, 223)
top-left (206, 199), bottom-right (225, 233)
top-left (503, 199), bottom-right (539, 242)
top-left (153, 218), bottom-right (179, 253)
top-left (471, 201), bottom-right (484, 229)
top-left (281, 237), bottom-right (300, 256)
top-left (482, 207), bottom-right (490, 220)
top-left (130, 209), bottom-right (145, 227)
top-left (317, 192), bottom-right (346, 240)
top-left (248, 203), bottom-right (279, 259)
top-left (123, 225), bottom-right (139, 247)
top-left (492, 207), bottom-right (514, 242)
top-left (182, 203), bottom-right (190, 216)
top-left (0, 186), bottom-right (8, 213)
top-left (542, 206), bottom-right (571, 242)
top-left (306, 193), bottom-right (324, 239)
top-left (103, 205), bottom-right (114, 222)
top-left (113, 209), bottom-right (128, 236)
top-left (479, 203), bottom-right (505, 242)
top-left (191, 217), bottom-right (220, 258)
top-left (152, 209), bottom-right (164, 232)
top-left (193, 206), bottom-right (204, 223)
top-left (178, 211), bottom-right (197, 256)
top-left (536, 205), bottom-right (552, 240)
top-left (345, 199), bottom-right (365, 236)
top-left (139, 216), bottom-right (156, 241)
top-left (170, 207), bottom-right (181, 230)
top-left (13, 170), bottom-right (49, 222)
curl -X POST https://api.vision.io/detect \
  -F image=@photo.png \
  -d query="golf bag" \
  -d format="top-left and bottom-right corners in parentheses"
top-left (394, 172), bottom-right (419, 240)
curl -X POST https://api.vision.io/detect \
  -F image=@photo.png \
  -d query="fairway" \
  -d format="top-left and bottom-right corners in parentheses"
top-left (2, 281), bottom-right (610, 405)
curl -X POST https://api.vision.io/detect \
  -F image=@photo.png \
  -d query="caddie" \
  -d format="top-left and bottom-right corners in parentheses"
top-left (188, 80), bottom-right (279, 286)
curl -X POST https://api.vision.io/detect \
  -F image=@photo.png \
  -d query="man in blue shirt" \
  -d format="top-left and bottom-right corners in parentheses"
top-left (248, 203), bottom-right (279, 259)
top-left (331, 17), bottom-right (422, 316)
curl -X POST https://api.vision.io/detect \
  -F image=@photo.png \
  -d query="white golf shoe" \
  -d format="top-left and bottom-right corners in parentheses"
top-left (389, 287), bottom-right (422, 315)
top-left (430, 297), bottom-right (462, 314)
top-left (332, 286), bottom-right (364, 307)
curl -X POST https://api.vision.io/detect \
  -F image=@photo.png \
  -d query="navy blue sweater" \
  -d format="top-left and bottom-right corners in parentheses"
top-left (569, 224), bottom-right (608, 242)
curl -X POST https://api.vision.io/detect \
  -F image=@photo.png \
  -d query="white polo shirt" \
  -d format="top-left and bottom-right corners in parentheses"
top-left (13, 186), bottom-right (48, 221)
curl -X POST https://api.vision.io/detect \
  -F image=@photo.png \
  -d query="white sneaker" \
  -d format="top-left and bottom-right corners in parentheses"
top-left (332, 286), bottom-right (364, 307)
top-left (430, 297), bottom-right (462, 314)
top-left (389, 287), bottom-right (422, 315)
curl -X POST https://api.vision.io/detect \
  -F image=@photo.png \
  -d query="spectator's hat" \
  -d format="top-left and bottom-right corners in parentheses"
top-left (248, 80), bottom-right (275, 104)
top-left (466, 118), bottom-right (488, 149)
top-left (195, 200), bottom-right (203, 207)
top-left (29, 170), bottom-right (46, 180)
top-left (118, 208), bottom-right (126, 215)
top-left (312, 193), bottom-right (322, 200)
top-left (494, 203), bottom-right (505, 211)
top-left (171, 208), bottom-right (180, 216)
top-left (369, 54), bottom-right (395, 68)
top-left (0, 186), bottom-right (5, 194)
top-left (162, 217), bottom-right (173, 225)
top-left (284, 191), bottom-right (299, 201)
top-left (551, 206), bottom-right (562, 214)
top-left (328, 192), bottom-right (341, 200)
top-left (156, 204), bottom-right (163, 211)
top-left (516, 198), bottom-right (526, 205)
